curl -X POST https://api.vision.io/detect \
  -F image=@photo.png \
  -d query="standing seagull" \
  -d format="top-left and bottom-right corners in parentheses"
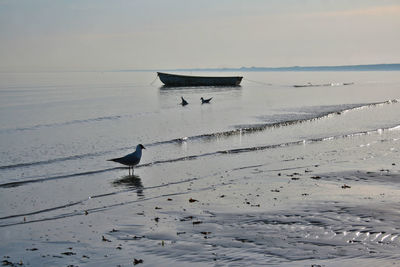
top-left (108, 144), bottom-right (145, 175)
top-left (201, 97), bottom-right (212, 104)
top-left (181, 96), bottom-right (188, 106)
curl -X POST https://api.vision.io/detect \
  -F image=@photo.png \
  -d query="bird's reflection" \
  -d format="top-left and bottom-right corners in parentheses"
top-left (112, 174), bottom-right (144, 198)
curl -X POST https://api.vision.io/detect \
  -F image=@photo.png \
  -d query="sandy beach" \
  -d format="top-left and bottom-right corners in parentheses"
top-left (2, 123), bottom-right (400, 266)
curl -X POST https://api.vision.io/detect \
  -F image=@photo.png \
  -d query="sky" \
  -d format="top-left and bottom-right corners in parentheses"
top-left (0, 0), bottom-right (399, 71)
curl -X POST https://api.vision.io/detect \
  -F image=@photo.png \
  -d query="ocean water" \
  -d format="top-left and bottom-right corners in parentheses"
top-left (1, 71), bottom-right (400, 266)
top-left (1, 71), bottom-right (399, 178)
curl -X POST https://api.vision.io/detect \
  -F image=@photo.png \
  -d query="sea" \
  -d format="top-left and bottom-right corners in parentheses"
top-left (1, 70), bottom-right (400, 266)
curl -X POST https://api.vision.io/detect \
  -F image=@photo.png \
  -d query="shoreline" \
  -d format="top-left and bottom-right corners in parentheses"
top-left (1, 129), bottom-right (400, 266)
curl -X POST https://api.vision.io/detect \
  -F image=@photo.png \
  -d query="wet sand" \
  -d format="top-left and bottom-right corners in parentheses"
top-left (1, 128), bottom-right (400, 266)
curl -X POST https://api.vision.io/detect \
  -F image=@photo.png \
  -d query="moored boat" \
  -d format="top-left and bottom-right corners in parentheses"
top-left (157, 72), bottom-right (243, 87)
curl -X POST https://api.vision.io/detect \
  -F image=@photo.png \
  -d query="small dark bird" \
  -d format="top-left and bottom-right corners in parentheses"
top-left (108, 144), bottom-right (145, 175)
top-left (181, 96), bottom-right (188, 106)
top-left (201, 97), bottom-right (212, 104)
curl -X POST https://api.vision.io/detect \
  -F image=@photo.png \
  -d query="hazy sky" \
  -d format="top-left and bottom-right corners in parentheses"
top-left (1, 0), bottom-right (399, 71)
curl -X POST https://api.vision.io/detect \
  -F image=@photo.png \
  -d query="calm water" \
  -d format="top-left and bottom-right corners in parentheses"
top-left (1, 71), bottom-right (399, 183)
top-left (1, 71), bottom-right (400, 266)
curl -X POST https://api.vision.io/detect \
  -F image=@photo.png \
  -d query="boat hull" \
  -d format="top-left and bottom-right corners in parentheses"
top-left (157, 72), bottom-right (243, 87)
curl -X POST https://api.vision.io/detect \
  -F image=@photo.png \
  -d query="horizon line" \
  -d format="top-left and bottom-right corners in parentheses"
top-left (1, 63), bottom-right (400, 73)
top-left (120, 63), bottom-right (400, 72)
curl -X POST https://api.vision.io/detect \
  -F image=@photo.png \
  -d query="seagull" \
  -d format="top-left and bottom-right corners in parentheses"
top-left (108, 144), bottom-right (145, 175)
top-left (181, 96), bottom-right (188, 106)
top-left (201, 97), bottom-right (212, 104)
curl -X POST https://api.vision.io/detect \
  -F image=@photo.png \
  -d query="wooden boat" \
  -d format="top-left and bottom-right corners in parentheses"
top-left (157, 72), bottom-right (243, 87)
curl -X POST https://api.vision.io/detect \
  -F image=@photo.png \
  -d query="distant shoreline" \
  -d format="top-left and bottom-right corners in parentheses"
top-left (150, 63), bottom-right (400, 72)
top-left (114, 63), bottom-right (399, 72)
top-left (1, 63), bottom-right (399, 73)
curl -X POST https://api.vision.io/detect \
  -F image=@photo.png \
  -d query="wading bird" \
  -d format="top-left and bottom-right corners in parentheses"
top-left (108, 144), bottom-right (145, 175)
